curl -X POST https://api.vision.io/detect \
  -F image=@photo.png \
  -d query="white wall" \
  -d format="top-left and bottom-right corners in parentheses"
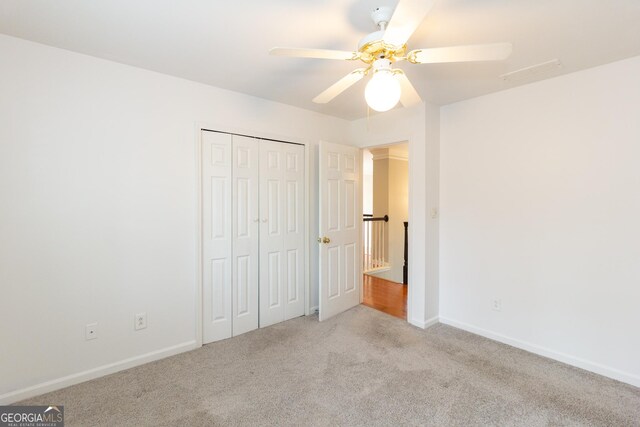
top-left (362, 149), bottom-right (373, 214)
top-left (0, 34), bottom-right (349, 402)
top-left (349, 103), bottom-right (440, 328)
top-left (440, 56), bottom-right (640, 387)
top-left (369, 152), bottom-right (408, 283)
top-left (387, 158), bottom-right (408, 283)
top-left (425, 104), bottom-right (440, 321)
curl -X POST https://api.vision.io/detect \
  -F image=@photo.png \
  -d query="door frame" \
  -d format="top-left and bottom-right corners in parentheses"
top-left (194, 122), bottom-right (312, 347)
top-left (360, 139), bottom-right (418, 326)
top-left (359, 141), bottom-right (408, 306)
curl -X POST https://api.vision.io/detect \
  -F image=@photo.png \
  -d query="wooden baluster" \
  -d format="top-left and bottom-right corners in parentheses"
top-left (403, 222), bottom-right (408, 284)
top-left (380, 222), bottom-right (383, 268)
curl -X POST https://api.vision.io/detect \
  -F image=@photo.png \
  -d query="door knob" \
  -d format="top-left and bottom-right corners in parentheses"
top-left (317, 236), bottom-right (331, 244)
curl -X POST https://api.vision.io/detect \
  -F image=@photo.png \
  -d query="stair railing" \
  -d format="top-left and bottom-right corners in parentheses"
top-left (363, 214), bottom-right (389, 273)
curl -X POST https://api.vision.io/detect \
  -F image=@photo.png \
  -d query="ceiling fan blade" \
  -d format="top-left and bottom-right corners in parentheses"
top-left (395, 71), bottom-right (422, 108)
top-left (313, 69), bottom-right (367, 104)
top-left (382, 0), bottom-right (436, 47)
top-left (269, 47), bottom-right (359, 61)
top-left (408, 43), bottom-right (513, 64)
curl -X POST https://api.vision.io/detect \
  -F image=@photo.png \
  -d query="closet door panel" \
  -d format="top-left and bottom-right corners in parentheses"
top-left (232, 136), bottom-right (260, 336)
top-left (203, 132), bottom-right (306, 341)
top-left (202, 131), bottom-right (232, 343)
top-left (259, 141), bottom-right (285, 327)
top-left (283, 144), bottom-right (306, 320)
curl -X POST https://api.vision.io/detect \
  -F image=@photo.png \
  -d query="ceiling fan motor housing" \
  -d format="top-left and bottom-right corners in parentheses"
top-left (357, 30), bottom-right (385, 51)
top-left (372, 58), bottom-right (393, 72)
top-left (357, 6), bottom-right (406, 63)
top-left (357, 34), bottom-right (407, 63)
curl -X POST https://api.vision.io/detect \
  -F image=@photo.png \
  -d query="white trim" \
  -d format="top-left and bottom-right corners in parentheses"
top-left (304, 141), bottom-right (311, 315)
top-left (362, 138), bottom-right (417, 324)
top-left (363, 266), bottom-right (391, 274)
top-left (194, 124), bottom-right (204, 348)
top-left (409, 316), bottom-right (439, 329)
top-left (358, 148), bottom-right (364, 306)
top-left (369, 146), bottom-right (409, 161)
top-left (439, 317), bottom-right (640, 388)
top-left (0, 341), bottom-right (198, 405)
top-left (385, 155), bottom-right (408, 162)
top-left (404, 134), bottom-right (417, 324)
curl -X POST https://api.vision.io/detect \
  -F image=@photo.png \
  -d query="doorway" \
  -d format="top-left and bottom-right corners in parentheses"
top-left (361, 143), bottom-right (409, 319)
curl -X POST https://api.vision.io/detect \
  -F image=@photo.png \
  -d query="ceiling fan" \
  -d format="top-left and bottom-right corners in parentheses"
top-left (270, 0), bottom-right (512, 112)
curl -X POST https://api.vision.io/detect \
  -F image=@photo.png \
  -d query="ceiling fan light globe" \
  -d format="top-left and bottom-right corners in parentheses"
top-left (365, 70), bottom-right (401, 112)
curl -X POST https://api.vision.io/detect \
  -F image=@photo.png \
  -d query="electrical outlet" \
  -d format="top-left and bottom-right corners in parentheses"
top-left (85, 323), bottom-right (98, 340)
top-left (492, 298), bottom-right (502, 312)
top-left (134, 312), bottom-right (147, 330)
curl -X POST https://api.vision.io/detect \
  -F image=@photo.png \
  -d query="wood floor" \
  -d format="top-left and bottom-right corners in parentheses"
top-left (362, 274), bottom-right (407, 320)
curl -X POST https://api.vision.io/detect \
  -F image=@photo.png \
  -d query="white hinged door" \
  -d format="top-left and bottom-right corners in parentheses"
top-left (318, 141), bottom-right (361, 321)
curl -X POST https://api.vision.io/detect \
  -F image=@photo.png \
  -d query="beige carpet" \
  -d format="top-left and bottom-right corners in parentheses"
top-left (20, 305), bottom-right (640, 426)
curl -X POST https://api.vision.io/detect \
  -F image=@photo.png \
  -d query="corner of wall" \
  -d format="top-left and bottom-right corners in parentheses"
top-left (424, 102), bottom-right (441, 321)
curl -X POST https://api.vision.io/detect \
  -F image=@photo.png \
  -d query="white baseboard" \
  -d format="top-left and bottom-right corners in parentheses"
top-left (0, 340), bottom-right (199, 405)
top-left (409, 315), bottom-right (439, 329)
top-left (439, 317), bottom-right (640, 388)
top-left (363, 266), bottom-right (391, 274)
top-left (308, 306), bottom-right (318, 315)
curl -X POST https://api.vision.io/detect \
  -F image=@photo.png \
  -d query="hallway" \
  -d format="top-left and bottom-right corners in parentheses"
top-left (362, 274), bottom-right (407, 320)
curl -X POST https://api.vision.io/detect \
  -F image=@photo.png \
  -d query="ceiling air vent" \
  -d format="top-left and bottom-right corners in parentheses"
top-left (500, 59), bottom-right (562, 82)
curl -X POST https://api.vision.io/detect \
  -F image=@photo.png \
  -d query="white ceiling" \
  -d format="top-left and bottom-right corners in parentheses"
top-left (1, 0), bottom-right (639, 120)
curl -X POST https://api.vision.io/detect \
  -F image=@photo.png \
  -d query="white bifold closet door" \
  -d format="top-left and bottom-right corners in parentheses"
top-left (232, 136), bottom-right (260, 336)
top-left (259, 141), bottom-right (305, 328)
top-left (202, 130), bottom-right (304, 344)
top-left (202, 131), bottom-right (233, 343)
